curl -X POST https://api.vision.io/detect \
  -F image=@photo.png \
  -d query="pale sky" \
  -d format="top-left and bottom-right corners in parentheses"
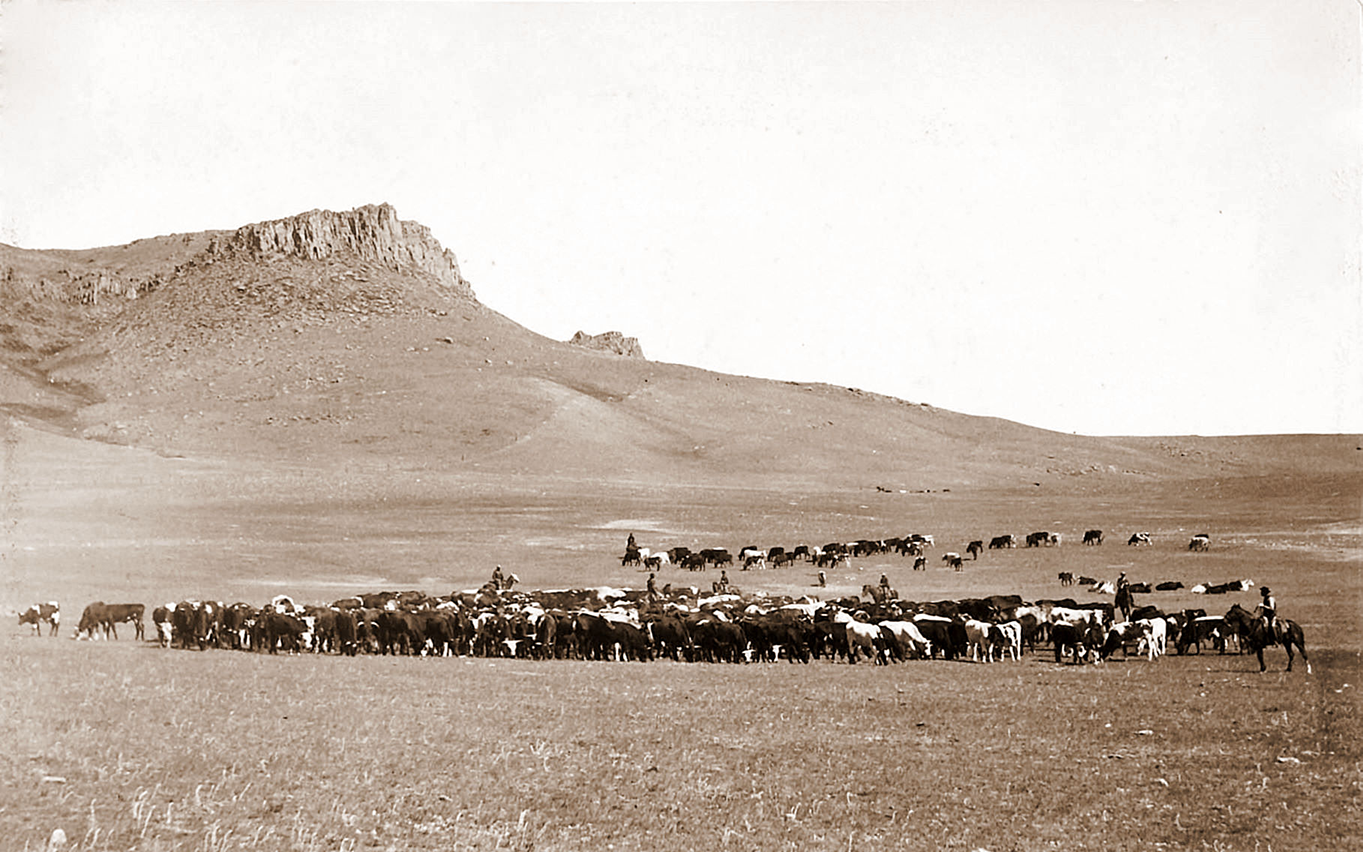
top-left (2, 1), bottom-right (1359, 436)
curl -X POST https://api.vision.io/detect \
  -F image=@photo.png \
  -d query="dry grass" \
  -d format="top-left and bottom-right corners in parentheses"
top-left (4, 601), bottom-right (1360, 851)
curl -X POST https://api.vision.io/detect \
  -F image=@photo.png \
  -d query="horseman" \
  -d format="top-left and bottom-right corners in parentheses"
top-left (491, 564), bottom-right (505, 591)
top-left (1114, 572), bottom-right (1133, 621)
top-left (1259, 587), bottom-right (1279, 645)
top-left (879, 573), bottom-right (891, 593)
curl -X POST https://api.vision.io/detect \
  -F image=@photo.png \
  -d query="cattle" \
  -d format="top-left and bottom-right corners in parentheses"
top-left (680, 553), bottom-right (707, 572)
top-left (912, 556), bottom-right (927, 572)
top-left (993, 621), bottom-right (1022, 661)
top-left (647, 614), bottom-right (694, 662)
top-left (966, 541), bottom-right (983, 560)
top-left (1135, 617), bottom-right (1168, 660)
top-left (18, 602), bottom-right (60, 636)
top-left (152, 605), bottom-right (174, 647)
top-left (1083, 529), bottom-right (1104, 546)
top-left (1057, 572), bottom-right (1074, 586)
top-left (1127, 532), bottom-right (1152, 546)
top-left (1155, 581), bottom-right (1184, 592)
top-left (816, 549), bottom-right (848, 569)
top-left (1025, 531), bottom-right (1049, 548)
top-left (1048, 606), bottom-right (1109, 628)
top-left (1175, 615), bottom-right (1228, 654)
top-left (739, 547), bottom-right (765, 565)
top-left (260, 611), bottom-right (307, 654)
top-left (334, 609), bottom-right (359, 656)
top-left (172, 601), bottom-right (211, 650)
top-left (911, 614), bottom-right (967, 660)
top-left (877, 620), bottom-right (932, 660)
top-left (690, 617), bottom-right (747, 663)
top-left (963, 619), bottom-right (1001, 663)
top-left (1188, 534), bottom-right (1211, 552)
top-left (75, 602), bottom-right (145, 641)
top-left (988, 535), bottom-right (1016, 549)
top-left (844, 619), bottom-right (889, 664)
top-left (1051, 621), bottom-right (1104, 665)
top-left (700, 548), bottom-right (733, 569)
top-left (1099, 621), bottom-right (1144, 660)
top-left (942, 552), bottom-right (963, 571)
top-left (894, 538), bottom-right (923, 557)
top-left (1192, 579), bottom-right (1253, 595)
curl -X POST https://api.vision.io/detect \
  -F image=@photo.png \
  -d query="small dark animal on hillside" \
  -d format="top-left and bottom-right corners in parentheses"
top-left (1083, 529), bottom-right (1104, 546)
top-left (966, 540), bottom-right (983, 559)
top-left (1057, 572), bottom-right (1074, 586)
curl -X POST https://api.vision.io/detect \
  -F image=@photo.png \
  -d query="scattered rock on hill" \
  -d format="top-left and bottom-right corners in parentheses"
top-left (568, 330), bottom-right (645, 359)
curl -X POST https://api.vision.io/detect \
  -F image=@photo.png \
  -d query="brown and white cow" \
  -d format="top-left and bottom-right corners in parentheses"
top-left (19, 602), bottom-right (60, 636)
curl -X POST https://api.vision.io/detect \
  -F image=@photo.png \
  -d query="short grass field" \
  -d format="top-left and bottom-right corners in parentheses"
top-left (3, 465), bottom-right (1361, 851)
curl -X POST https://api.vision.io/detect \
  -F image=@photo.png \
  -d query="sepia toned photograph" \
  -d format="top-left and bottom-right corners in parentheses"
top-left (2, 2), bottom-right (1359, 850)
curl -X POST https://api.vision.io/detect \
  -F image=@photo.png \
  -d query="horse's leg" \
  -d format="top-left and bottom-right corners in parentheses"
top-left (1257, 647), bottom-right (1266, 673)
top-left (1289, 630), bottom-right (1308, 673)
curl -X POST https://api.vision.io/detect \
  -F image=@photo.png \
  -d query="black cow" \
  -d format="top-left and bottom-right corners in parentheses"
top-left (260, 611), bottom-right (307, 654)
top-left (1050, 621), bottom-right (1100, 665)
top-left (966, 541), bottom-right (984, 560)
top-left (334, 609), bottom-right (359, 656)
top-left (172, 602), bottom-right (210, 651)
top-left (680, 553), bottom-right (707, 571)
top-left (1083, 529), bottom-right (1104, 546)
top-left (912, 618), bottom-right (967, 660)
top-left (700, 548), bottom-right (732, 569)
top-left (988, 535), bottom-right (1016, 549)
top-left (1025, 531), bottom-right (1050, 548)
top-left (647, 614), bottom-right (694, 662)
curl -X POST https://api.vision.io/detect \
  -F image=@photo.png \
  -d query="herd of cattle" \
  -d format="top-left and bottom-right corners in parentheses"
top-left (627, 529), bottom-right (1216, 575)
top-left (14, 521), bottom-right (1275, 668)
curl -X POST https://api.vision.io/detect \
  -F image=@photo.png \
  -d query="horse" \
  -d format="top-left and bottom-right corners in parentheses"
top-left (1223, 604), bottom-right (1310, 674)
top-left (1114, 585), bottom-right (1134, 621)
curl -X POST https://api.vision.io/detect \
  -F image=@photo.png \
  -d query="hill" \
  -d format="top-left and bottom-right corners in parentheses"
top-left (3, 204), bottom-right (1358, 491)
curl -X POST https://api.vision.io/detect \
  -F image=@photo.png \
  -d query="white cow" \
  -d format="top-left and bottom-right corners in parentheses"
top-left (878, 620), bottom-right (932, 659)
top-left (964, 618), bottom-right (998, 662)
top-left (993, 620), bottom-right (1022, 661)
top-left (1135, 617), bottom-right (1168, 660)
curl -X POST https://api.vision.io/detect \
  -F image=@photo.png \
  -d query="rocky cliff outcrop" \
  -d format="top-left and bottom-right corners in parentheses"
top-left (568, 330), bottom-right (645, 359)
top-left (206, 203), bottom-right (475, 301)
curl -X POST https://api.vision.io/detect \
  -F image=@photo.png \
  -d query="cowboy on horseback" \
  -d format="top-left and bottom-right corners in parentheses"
top-left (1259, 587), bottom-right (1279, 645)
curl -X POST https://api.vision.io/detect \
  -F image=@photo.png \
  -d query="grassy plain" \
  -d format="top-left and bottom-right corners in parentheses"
top-left (3, 431), bottom-right (1361, 851)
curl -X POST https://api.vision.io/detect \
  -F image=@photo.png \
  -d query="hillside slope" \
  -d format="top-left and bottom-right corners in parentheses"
top-left (3, 205), bottom-right (1358, 491)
